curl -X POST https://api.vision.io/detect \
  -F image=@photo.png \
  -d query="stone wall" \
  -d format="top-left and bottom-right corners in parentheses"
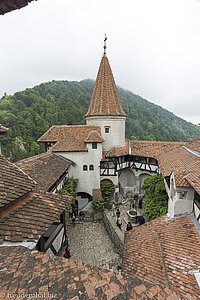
top-left (102, 209), bottom-right (124, 256)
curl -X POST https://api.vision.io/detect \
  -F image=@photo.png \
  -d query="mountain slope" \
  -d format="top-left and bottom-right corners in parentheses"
top-left (0, 79), bottom-right (199, 160)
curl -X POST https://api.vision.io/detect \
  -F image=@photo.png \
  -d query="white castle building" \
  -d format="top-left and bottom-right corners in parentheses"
top-left (38, 44), bottom-right (200, 222)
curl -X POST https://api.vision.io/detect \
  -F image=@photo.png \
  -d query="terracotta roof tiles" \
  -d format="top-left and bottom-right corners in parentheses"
top-left (85, 54), bottom-right (126, 118)
top-left (122, 214), bottom-right (200, 297)
top-left (85, 130), bottom-right (104, 143)
top-left (106, 139), bottom-right (183, 160)
top-left (184, 136), bottom-right (200, 154)
top-left (158, 144), bottom-right (200, 194)
top-left (0, 154), bottom-right (36, 209)
top-left (173, 171), bottom-right (190, 188)
top-left (106, 139), bottom-right (129, 157)
top-left (38, 125), bottom-right (102, 152)
top-left (0, 191), bottom-right (71, 242)
top-left (131, 140), bottom-right (184, 159)
top-left (0, 246), bottom-right (190, 299)
top-left (16, 152), bottom-right (70, 192)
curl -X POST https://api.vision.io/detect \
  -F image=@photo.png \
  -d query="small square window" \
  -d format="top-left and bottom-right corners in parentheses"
top-left (105, 127), bottom-right (110, 133)
top-left (92, 143), bottom-right (97, 149)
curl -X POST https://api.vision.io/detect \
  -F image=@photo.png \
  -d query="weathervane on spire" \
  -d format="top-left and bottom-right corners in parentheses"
top-left (104, 34), bottom-right (107, 54)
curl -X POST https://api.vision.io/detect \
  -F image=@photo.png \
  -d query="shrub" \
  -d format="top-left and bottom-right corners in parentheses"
top-left (143, 174), bottom-right (168, 221)
top-left (92, 197), bottom-right (109, 210)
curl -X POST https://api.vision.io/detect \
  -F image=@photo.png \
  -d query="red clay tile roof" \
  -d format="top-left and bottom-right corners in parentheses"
top-left (0, 0), bottom-right (35, 15)
top-left (0, 246), bottom-right (189, 299)
top-left (0, 124), bottom-right (8, 134)
top-left (184, 136), bottom-right (200, 154)
top-left (85, 130), bottom-right (104, 143)
top-left (0, 154), bottom-right (36, 209)
top-left (85, 54), bottom-right (126, 118)
top-left (106, 139), bottom-right (129, 157)
top-left (106, 139), bottom-right (183, 159)
top-left (16, 152), bottom-right (70, 192)
top-left (158, 145), bottom-right (200, 194)
top-left (173, 171), bottom-right (190, 188)
top-left (38, 125), bottom-right (102, 152)
top-left (0, 191), bottom-right (71, 242)
top-left (185, 170), bottom-right (200, 195)
top-left (131, 140), bottom-right (184, 159)
top-left (122, 214), bottom-right (200, 297)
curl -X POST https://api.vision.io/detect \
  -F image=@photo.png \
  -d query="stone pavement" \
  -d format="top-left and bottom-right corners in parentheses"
top-left (106, 198), bottom-right (145, 233)
top-left (60, 221), bottom-right (122, 273)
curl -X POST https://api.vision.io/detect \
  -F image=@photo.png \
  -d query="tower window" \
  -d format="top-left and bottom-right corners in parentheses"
top-left (89, 165), bottom-right (94, 171)
top-left (92, 142), bottom-right (97, 149)
top-left (105, 126), bottom-right (110, 133)
top-left (83, 165), bottom-right (87, 171)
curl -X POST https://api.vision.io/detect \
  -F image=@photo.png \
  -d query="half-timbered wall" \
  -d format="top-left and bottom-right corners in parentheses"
top-left (46, 227), bottom-right (65, 255)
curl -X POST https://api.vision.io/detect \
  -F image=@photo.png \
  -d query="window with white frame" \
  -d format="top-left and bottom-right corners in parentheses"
top-left (83, 165), bottom-right (87, 171)
top-left (92, 142), bottom-right (97, 149)
top-left (89, 165), bottom-right (94, 171)
top-left (105, 126), bottom-right (110, 133)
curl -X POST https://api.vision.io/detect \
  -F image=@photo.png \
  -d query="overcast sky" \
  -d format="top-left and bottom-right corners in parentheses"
top-left (0, 0), bottom-right (200, 124)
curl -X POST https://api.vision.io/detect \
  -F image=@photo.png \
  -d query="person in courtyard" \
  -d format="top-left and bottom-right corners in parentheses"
top-left (112, 202), bottom-right (116, 217)
top-left (66, 235), bottom-right (70, 248)
top-left (116, 216), bottom-right (122, 230)
top-left (139, 195), bottom-right (143, 209)
top-left (69, 207), bottom-right (73, 219)
top-left (72, 203), bottom-right (78, 217)
top-left (138, 215), bottom-right (145, 225)
top-left (126, 222), bottom-right (133, 231)
top-left (64, 247), bottom-right (71, 259)
top-left (79, 210), bottom-right (85, 221)
top-left (72, 212), bottom-right (76, 227)
top-left (134, 193), bottom-right (138, 207)
top-left (116, 208), bottom-right (120, 218)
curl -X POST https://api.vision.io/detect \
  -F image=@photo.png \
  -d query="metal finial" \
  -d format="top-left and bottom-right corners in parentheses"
top-left (104, 34), bottom-right (107, 54)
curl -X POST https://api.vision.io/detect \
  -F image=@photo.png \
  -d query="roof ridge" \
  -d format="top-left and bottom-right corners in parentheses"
top-left (182, 145), bottom-right (200, 157)
top-left (132, 140), bottom-right (184, 145)
top-left (16, 151), bottom-right (52, 163)
top-left (0, 155), bottom-right (37, 186)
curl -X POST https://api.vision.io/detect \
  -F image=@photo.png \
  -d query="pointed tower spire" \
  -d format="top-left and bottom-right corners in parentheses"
top-left (104, 34), bottom-right (107, 54)
top-left (84, 39), bottom-right (126, 118)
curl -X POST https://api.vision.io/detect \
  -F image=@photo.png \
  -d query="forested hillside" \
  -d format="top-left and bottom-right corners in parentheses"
top-left (0, 79), bottom-right (199, 161)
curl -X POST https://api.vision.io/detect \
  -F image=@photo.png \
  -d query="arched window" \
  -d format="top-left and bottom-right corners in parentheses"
top-left (83, 165), bottom-right (87, 171)
top-left (89, 165), bottom-right (94, 171)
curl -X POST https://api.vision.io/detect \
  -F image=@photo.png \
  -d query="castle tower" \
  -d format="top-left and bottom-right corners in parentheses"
top-left (85, 38), bottom-right (126, 150)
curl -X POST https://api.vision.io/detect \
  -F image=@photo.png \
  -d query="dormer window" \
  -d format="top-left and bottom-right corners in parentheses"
top-left (92, 143), bottom-right (97, 149)
top-left (105, 126), bottom-right (110, 133)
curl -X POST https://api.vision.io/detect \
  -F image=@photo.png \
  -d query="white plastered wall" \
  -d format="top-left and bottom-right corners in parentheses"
top-left (118, 168), bottom-right (153, 194)
top-left (86, 116), bottom-right (126, 150)
top-left (166, 173), bottom-right (194, 217)
top-left (56, 143), bottom-right (103, 196)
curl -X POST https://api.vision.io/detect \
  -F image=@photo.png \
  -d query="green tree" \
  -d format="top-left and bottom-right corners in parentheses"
top-left (0, 79), bottom-right (200, 160)
top-left (143, 174), bottom-right (168, 221)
